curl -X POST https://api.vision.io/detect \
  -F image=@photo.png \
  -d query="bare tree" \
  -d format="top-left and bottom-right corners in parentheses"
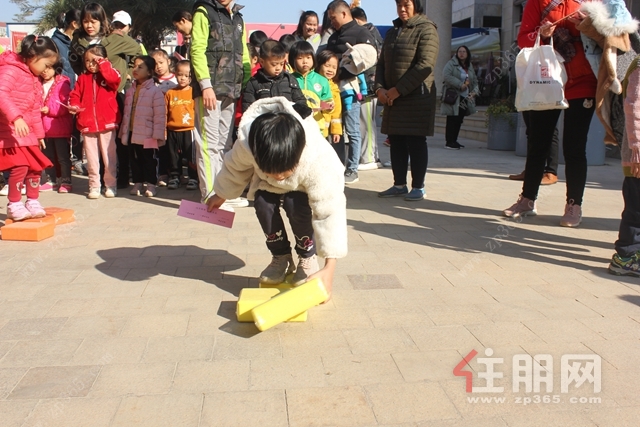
top-left (10, 0), bottom-right (47, 22)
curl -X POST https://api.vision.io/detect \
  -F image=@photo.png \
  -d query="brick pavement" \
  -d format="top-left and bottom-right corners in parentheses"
top-left (1, 132), bottom-right (639, 426)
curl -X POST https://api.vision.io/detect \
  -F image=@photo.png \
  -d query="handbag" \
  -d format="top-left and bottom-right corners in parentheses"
top-left (515, 34), bottom-right (569, 111)
top-left (442, 87), bottom-right (458, 105)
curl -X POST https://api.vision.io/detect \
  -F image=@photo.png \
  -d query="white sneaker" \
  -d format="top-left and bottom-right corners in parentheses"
top-left (87, 187), bottom-right (101, 199)
top-left (357, 162), bottom-right (379, 171)
top-left (104, 187), bottom-right (117, 198)
top-left (0, 185), bottom-right (8, 196)
top-left (224, 197), bottom-right (249, 208)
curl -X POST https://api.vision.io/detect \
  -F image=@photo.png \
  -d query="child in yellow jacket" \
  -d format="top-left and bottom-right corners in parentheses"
top-left (316, 50), bottom-right (344, 164)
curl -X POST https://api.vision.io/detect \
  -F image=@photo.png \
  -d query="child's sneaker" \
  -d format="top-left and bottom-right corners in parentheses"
top-left (503, 195), bottom-right (537, 218)
top-left (52, 178), bottom-right (61, 191)
top-left (130, 183), bottom-right (142, 196)
top-left (24, 199), bottom-right (46, 218)
top-left (609, 253), bottom-right (640, 277)
top-left (157, 175), bottom-right (169, 187)
top-left (167, 178), bottom-right (180, 190)
top-left (291, 254), bottom-right (320, 285)
top-left (58, 182), bottom-right (72, 193)
top-left (87, 187), bottom-right (101, 199)
top-left (6, 201), bottom-right (32, 221)
top-left (144, 184), bottom-right (157, 197)
top-left (186, 179), bottom-right (198, 191)
top-left (39, 181), bottom-right (54, 192)
top-left (104, 187), bottom-right (117, 198)
top-left (259, 254), bottom-right (295, 285)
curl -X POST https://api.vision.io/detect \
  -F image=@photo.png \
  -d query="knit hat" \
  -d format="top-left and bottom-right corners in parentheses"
top-left (112, 11), bottom-right (132, 27)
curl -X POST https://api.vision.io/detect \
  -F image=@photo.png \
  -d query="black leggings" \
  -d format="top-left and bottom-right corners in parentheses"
top-left (253, 190), bottom-right (316, 258)
top-left (389, 134), bottom-right (428, 189)
top-left (522, 98), bottom-right (595, 205)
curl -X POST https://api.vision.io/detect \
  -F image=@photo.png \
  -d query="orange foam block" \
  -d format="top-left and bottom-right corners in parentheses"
top-left (1, 221), bottom-right (55, 241)
top-left (44, 207), bottom-right (75, 225)
top-left (5, 214), bottom-right (57, 226)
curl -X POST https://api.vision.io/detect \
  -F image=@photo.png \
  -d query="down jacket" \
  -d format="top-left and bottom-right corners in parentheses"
top-left (69, 59), bottom-right (121, 134)
top-left (213, 97), bottom-right (348, 259)
top-left (374, 14), bottom-right (439, 136)
top-left (42, 74), bottom-right (73, 139)
top-left (0, 51), bottom-right (45, 148)
top-left (119, 78), bottom-right (167, 146)
top-left (440, 56), bottom-right (480, 117)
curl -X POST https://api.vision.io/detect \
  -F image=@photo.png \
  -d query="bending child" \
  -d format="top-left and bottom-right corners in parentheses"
top-left (206, 97), bottom-right (347, 298)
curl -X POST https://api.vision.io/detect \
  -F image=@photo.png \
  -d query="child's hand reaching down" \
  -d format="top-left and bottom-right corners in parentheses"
top-left (206, 194), bottom-right (226, 212)
top-left (307, 258), bottom-right (336, 303)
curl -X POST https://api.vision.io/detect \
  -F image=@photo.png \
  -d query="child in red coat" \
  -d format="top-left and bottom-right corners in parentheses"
top-left (40, 59), bottom-right (73, 193)
top-left (0, 35), bottom-right (58, 221)
top-left (69, 45), bottom-right (121, 199)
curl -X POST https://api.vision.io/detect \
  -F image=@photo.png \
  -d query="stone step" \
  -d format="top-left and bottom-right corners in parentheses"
top-left (435, 114), bottom-right (487, 131)
top-left (434, 124), bottom-right (488, 143)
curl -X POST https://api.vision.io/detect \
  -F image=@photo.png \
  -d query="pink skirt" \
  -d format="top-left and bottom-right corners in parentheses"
top-left (0, 145), bottom-right (53, 172)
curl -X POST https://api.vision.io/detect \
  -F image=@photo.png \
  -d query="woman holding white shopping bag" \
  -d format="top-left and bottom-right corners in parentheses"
top-left (503, 0), bottom-right (597, 227)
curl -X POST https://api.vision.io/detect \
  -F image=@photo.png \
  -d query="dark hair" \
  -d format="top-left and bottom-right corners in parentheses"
top-left (249, 30), bottom-right (268, 48)
top-left (112, 21), bottom-right (127, 31)
top-left (289, 41), bottom-right (316, 70)
top-left (172, 10), bottom-right (192, 23)
top-left (350, 7), bottom-right (367, 21)
top-left (19, 35), bottom-right (59, 62)
top-left (456, 45), bottom-right (471, 70)
top-left (327, 0), bottom-right (351, 13)
top-left (394, 0), bottom-right (424, 15)
top-left (320, 8), bottom-right (333, 36)
top-left (315, 49), bottom-right (338, 74)
top-left (134, 55), bottom-right (156, 80)
top-left (57, 9), bottom-right (81, 30)
top-left (79, 3), bottom-right (110, 38)
top-left (85, 44), bottom-right (107, 59)
top-left (295, 11), bottom-right (319, 37)
top-left (248, 43), bottom-right (259, 59)
top-left (279, 34), bottom-right (297, 53)
top-left (175, 59), bottom-right (191, 74)
top-left (259, 40), bottom-right (286, 60)
top-left (51, 59), bottom-right (64, 76)
top-left (248, 112), bottom-right (306, 174)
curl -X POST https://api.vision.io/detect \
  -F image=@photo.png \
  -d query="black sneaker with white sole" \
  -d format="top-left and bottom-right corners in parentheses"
top-left (344, 170), bottom-right (359, 184)
top-left (445, 142), bottom-right (465, 150)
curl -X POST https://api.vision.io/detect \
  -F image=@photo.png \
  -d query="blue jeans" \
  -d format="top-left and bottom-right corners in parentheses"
top-left (344, 101), bottom-right (362, 173)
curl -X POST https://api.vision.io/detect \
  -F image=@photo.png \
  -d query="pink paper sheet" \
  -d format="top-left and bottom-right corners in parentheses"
top-left (177, 199), bottom-right (235, 228)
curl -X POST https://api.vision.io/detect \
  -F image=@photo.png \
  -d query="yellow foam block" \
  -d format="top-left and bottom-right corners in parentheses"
top-left (251, 278), bottom-right (327, 332)
top-left (236, 288), bottom-right (307, 323)
top-left (259, 282), bottom-right (295, 291)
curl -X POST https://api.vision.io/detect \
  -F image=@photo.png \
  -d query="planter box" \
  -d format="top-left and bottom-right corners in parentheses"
top-left (487, 112), bottom-right (517, 151)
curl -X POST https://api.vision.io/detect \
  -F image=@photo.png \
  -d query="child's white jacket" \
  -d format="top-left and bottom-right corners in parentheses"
top-left (213, 97), bottom-right (348, 259)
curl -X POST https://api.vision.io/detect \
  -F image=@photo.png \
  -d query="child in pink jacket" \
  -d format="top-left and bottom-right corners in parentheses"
top-left (119, 56), bottom-right (167, 197)
top-left (40, 59), bottom-right (73, 193)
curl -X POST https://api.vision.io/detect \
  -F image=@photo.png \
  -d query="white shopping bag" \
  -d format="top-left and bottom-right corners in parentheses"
top-left (515, 34), bottom-right (568, 111)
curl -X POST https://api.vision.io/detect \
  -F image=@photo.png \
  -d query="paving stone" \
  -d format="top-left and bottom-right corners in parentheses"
top-left (342, 328), bottom-right (418, 354)
top-left (0, 317), bottom-right (68, 340)
top-left (365, 382), bottom-right (459, 424)
top-left (8, 365), bottom-right (100, 399)
top-left (142, 336), bottom-right (214, 362)
top-left (200, 390), bottom-right (287, 427)
top-left (69, 337), bottom-right (147, 365)
top-left (249, 356), bottom-right (327, 390)
top-left (55, 316), bottom-right (127, 339)
top-left (120, 314), bottom-right (189, 337)
top-left (112, 394), bottom-right (202, 427)
top-left (0, 339), bottom-right (83, 367)
top-left (322, 353), bottom-right (404, 386)
top-left (0, 400), bottom-right (38, 427)
top-left (89, 362), bottom-right (175, 397)
top-left (21, 397), bottom-right (120, 427)
top-left (286, 386), bottom-right (377, 427)
top-left (0, 367), bottom-right (28, 399)
top-left (172, 359), bottom-right (250, 393)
